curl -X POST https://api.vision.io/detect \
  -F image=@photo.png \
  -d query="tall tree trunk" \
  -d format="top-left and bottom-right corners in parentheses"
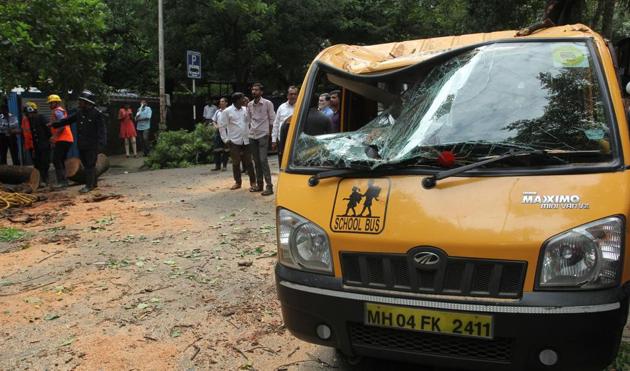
top-left (591, 0), bottom-right (605, 29)
top-left (601, 0), bottom-right (617, 39)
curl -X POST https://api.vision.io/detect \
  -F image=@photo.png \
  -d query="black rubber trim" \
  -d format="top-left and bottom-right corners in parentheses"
top-left (587, 38), bottom-right (625, 167)
top-left (276, 272), bottom-right (628, 371)
top-left (276, 263), bottom-right (626, 308)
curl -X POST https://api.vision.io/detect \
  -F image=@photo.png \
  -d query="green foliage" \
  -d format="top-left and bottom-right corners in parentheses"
top-left (0, 0), bottom-right (111, 94)
top-left (102, 0), bottom-right (158, 93)
top-left (4, 0), bottom-right (630, 97)
top-left (145, 123), bottom-right (216, 169)
top-left (0, 227), bottom-right (26, 242)
top-left (607, 341), bottom-right (630, 370)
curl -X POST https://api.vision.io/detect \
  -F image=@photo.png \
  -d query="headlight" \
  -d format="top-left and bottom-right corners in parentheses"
top-left (538, 216), bottom-right (624, 289)
top-left (277, 208), bottom-right (333, 274)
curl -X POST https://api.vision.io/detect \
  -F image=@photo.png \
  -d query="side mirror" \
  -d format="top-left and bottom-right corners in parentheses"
top-left (625, 82), bottom-right (630, 96)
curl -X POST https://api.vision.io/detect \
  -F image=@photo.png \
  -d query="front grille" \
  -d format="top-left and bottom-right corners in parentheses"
top-left (341, 252), bottom-right (526, 298)
top-left (349, 323), bottom-right (513, 363)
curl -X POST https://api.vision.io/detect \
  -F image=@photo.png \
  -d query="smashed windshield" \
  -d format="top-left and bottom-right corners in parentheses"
top-left (292, 42), bottom-right (615, 170)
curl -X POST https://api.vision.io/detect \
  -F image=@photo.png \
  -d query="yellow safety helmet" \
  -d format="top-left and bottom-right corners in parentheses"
top-left (47, 94), bottom-right (62, 103)
top-left (26, 101), bottom-right (38, 110)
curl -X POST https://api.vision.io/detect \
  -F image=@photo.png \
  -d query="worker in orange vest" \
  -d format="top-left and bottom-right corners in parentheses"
top-left (47, 94), bottom-right (74, 189)
top-left (23, 102), bottom-right (52, 186)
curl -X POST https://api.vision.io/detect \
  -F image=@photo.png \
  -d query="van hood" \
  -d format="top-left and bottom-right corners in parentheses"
top-left (279, 172), bottom-right (628, 260)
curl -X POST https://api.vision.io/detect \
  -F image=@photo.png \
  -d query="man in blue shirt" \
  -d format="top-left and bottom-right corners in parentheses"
top-left (318, 93), bottom-right (334, 117)
top-left (135, 100), bottom-right (152, 156)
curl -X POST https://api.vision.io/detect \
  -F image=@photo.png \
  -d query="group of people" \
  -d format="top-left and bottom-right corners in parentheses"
top-left (317, 90), bottom-right (341, 133)
top-left (205, 84), bottom-right (299, 196)
top-left (17, 90), bottom-right (107, 193)
top-left (117, 100), bottom-right (153, 158)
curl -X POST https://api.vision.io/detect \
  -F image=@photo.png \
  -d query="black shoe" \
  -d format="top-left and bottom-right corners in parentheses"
top-left (261, 187), bottom-right (274, 196)
top-left (79, 186), bottom-right (93, 193)
top-left (53, 181), bottom-right (68, 190)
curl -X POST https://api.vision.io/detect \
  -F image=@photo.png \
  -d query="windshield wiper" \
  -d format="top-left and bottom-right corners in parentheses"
top-left (307, 162), bottom-right (440, 187)
top-left (421, 149), bottom-right (562, 189)
top-left (308, 168), bottom-right (368, 186)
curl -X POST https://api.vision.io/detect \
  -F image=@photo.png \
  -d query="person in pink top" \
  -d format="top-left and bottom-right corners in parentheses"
top-left (118, 103), bottom-right (137, 157)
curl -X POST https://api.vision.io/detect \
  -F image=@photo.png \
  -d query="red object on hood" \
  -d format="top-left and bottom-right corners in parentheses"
top-left (437, 150), bottom-right (456, 167)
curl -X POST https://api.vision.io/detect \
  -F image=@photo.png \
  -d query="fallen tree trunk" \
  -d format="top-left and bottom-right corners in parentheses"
top-left (65, 154), bottom-right (110, 184)
top-left (0, 165), bottom-right (40, 192)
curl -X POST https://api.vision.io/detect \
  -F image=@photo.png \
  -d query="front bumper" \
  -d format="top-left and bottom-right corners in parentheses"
top-left (276, 264), bottom-right (629, 371)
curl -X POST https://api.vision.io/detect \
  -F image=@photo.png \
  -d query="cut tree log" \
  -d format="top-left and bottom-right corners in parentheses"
top-left (0, 165), bottom-right (40, 192)
top-left (65, 154), bottom-right (110, 184)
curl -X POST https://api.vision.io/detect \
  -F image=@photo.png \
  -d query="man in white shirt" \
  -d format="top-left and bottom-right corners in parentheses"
top-left (219, 92), bottom-right (255, 190)
top-left (211, 97), bottom-right (229, 171)
top-left (0, 104), bottom-right (19, 165)
top-left (203, 98), bottom-right (218, 124)
top-left (271, 86), bottom-right (298, 168)
top-left (247, 82), bottom-right (275, 195)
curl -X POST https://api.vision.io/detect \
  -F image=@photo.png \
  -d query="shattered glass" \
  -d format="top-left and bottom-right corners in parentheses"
top-left (293, 42), bottom-right (614, 170)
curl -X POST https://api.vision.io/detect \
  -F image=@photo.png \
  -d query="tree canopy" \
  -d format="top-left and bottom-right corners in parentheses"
top-left (0, 0), bottom-right (111, 95)
top-left (1, 0), bottom-right (629, 97)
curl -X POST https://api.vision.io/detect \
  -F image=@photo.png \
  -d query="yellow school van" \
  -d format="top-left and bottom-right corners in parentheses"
top-left (275, 24), bottom-right (630, 371)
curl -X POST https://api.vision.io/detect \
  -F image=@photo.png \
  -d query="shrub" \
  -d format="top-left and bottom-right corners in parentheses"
top-left (145, 123), bottom-right (216, 169)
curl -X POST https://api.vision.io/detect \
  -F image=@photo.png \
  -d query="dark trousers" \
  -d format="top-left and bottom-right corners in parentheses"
top-left (0, 135), bottom-right (19, 165)
top-left (32, 148), bottom-right (51, 183)
top-left (214, 149), bottom-right (229, 169)
top-left (229, 142), bottom-right (255, 186)
top-left (53, 141), bottom-right (72, 184)
top-left (249, 137), bottom-right (272, 188)
top-left (80, 149), bottom-right (98, 189)
top-left (137, 129), bottom-right (151, 156)
top-left (213, 132), bottom-right (229, 169)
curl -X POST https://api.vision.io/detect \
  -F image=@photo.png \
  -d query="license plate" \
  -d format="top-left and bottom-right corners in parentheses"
top-left (365, 303), bottom-right (494, 339)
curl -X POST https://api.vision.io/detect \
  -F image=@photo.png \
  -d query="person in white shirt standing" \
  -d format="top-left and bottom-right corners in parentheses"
top-left (219, 92), bottom-right (255, 190)
top-left (211, 97), bottom-right (229, 171)
top-left (203, 98), bottom-right (218, 125)
top-left (247, 83), bottom-right (275, 196)
top-left (271, 86), bottom-right (298, 168)
top-left (135, 100), bottom-right (152, 156)
top-left (0, 104), bottom-right (19, 165)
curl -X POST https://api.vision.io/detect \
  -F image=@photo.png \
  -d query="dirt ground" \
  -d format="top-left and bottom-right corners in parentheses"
top-left (0, 156), bottom-right (349, 371)
top-left (1, 156), bottom-right (628, 371)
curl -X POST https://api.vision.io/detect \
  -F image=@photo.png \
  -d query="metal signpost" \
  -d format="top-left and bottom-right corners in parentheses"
top-left (186, 50), bottom-right (202, 121)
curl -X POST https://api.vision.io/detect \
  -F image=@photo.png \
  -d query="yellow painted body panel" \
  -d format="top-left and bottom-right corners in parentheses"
top-left (277, 24), bottom-right (630, 295)
top-left (277, 173), bottom-right (630, 292)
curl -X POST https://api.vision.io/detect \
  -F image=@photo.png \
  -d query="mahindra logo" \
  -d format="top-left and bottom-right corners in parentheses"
top-left (414, 252), bottom-right (440, 266)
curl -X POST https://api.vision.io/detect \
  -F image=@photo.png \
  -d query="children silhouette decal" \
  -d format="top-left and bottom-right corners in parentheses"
top-left (343, 186), bottom-right (363, 216)
top-left (332, 178), bottom-right (390, 234)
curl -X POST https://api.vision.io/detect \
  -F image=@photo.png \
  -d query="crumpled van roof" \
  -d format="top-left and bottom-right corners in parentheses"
top-left (317, 24), bottom-right (601, 74)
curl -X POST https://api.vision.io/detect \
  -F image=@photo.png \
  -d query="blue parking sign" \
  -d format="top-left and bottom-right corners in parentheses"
top-left (187, 50), bottom-right (201, 79)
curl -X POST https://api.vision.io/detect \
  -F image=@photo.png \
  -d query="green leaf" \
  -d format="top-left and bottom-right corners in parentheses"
top-left (0, 227), bottom-right (26, 242)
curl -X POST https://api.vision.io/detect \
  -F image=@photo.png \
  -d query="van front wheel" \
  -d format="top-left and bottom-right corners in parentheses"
top-left (335, 349), bottom-right (363, 367)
